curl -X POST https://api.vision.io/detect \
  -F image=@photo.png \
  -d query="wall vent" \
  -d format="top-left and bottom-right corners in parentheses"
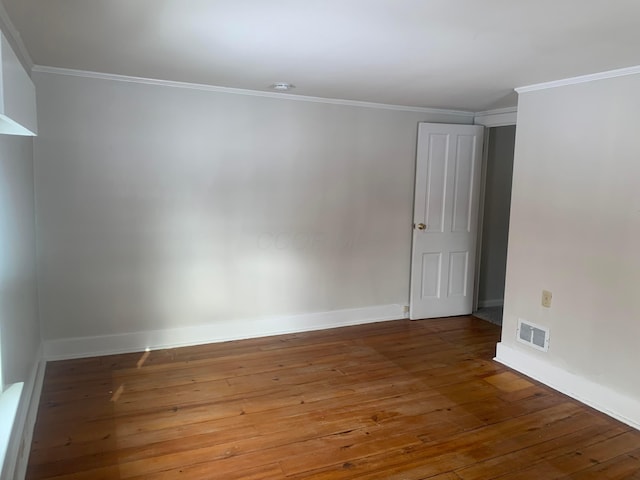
top-left (517, 319), bottom-right (549, 352)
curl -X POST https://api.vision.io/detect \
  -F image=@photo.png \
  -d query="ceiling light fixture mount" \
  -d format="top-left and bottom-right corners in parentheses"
top-left (270, 82), bottom-right (295, 91)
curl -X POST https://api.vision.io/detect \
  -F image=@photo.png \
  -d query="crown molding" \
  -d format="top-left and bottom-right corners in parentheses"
top-left (516, 65), bottom-right (640, 94)
top-left (32, 65), bottom-right (476, 118)
top-left (0, 0), bottom-right (33, 72)
top-left (473, 107), bottom-right (517, 127)
top-left (474, 106), bottom-right (517, 116)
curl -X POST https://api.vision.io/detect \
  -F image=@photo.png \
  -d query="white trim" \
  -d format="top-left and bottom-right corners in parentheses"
top-left (473, 128), bottom-right (491, 312)
top-left (474, 107), bottom-right (517, 127)
top-left (515, 65), bottom-right (640, 94)
top-left (0, 383), bottom-right (22, 479)
top-left (44, 304), bottom-right (408, 361)
top-left (2, 344), bottom-right (45, 480)
top-left (495, 342), bottom-right (640, 431)
top-left (477, 298), bottom-right (504, 308)
top-left (32, 65), bottom-right (476, 118)
top-left (0, 2), bottom-right (33, 72)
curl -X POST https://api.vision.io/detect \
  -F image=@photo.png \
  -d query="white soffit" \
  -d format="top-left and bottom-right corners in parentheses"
top-left (516, 65), bottom-right (640, 93)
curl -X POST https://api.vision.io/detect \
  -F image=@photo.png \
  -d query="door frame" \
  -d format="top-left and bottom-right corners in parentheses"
top-left (471, 109), bottom-right (517, 313)
top-left (472, 128), bottom-right (491, 312)
top-left (408, 110), bottom-right (517, 319)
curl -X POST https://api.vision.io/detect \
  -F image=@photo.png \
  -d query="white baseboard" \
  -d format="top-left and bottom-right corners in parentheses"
top-left (44, 304), bottom-right (409, 361)
top-left (478, 298), bottom-right (504, 308)
top-left (495, 342), bottom-right (640, 431)
top-left (3, 344), bottom-right (45, 480)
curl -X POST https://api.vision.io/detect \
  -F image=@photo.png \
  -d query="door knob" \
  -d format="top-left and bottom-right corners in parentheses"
top-left (415, 223), bottom-right (427, 230)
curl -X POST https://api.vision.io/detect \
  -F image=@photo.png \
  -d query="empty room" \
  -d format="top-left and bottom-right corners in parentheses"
top-left (1, 1), bottom-right (639, 479)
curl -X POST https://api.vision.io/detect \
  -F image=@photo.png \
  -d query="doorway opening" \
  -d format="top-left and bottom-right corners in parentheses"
top-left (473, 125), bottom-right (516, 326)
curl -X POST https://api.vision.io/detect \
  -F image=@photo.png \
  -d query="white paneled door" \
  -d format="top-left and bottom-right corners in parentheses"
top-left (410, 123), bottom-right (484, 319)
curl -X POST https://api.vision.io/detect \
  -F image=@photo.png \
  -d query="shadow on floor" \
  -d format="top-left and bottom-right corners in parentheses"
top-left (472, 306), bottom-right (503, 326)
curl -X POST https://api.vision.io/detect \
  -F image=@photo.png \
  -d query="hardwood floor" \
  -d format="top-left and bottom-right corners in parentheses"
top-left (26, 317), bottom-right (640, 479)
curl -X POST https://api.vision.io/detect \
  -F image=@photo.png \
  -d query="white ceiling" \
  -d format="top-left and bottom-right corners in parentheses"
top-left (4, 0), bottom-right (640, 112)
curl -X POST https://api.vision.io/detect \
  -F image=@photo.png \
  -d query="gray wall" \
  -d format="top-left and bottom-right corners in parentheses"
top-left (0, 134), bottom-right (40, 387)
top-left (33, 71), bottom-right (472, 342)
top-left (503, 73), bottom-right (640, 399)
top-left (478, 125), bottom-right (515, 306)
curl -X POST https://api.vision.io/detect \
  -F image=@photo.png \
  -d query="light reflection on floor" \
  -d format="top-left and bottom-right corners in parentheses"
top-left (110, 348), bottom-right (152, 403)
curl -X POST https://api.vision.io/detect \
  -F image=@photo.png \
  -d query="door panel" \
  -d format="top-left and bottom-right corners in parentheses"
top-left (410, 123), bottom-right (484, 319)
top-left (421, 253), bottom-right (442, 298)
top-left (424, 134), bottom-right (448, 233)
top-left (452, 135), bottom-right (476, 232)
top-left (448, 251), bottom-right (469, 297)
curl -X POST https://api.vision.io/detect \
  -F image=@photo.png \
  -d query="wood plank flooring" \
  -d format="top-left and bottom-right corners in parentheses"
top-left (26, 317), bottom-right (640, 479)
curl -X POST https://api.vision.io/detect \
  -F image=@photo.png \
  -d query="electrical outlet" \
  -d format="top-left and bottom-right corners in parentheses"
top-left (402, 305), bottom-right (410, 315)
top-left (541, 290), bottom-right (552, 308)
